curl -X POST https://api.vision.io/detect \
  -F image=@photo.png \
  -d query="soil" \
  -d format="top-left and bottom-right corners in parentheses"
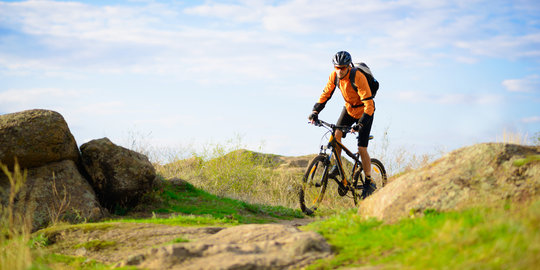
top-left (41, 217), bottom-right (327, 269)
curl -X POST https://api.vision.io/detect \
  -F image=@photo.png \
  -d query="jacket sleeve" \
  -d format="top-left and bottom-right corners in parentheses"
top-left (313, 71), bottom-right (338, 113)
top-left (355, 70), bottom-right (375, 116)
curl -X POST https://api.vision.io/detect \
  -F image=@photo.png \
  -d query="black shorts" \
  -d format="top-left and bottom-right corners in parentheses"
top-left (336, 107), bottom-right (374, 147)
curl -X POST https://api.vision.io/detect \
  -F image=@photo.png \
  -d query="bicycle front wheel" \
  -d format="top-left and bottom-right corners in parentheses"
top-left (299, 154), bottom-right (329, 215)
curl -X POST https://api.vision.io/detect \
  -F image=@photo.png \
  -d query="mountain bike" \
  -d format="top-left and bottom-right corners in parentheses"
top-left (299, 119), bottom-right (388, 215)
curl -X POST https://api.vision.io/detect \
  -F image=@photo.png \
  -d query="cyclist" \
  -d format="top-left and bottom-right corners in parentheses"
top-left (308, 51), bottom-right (376, 198)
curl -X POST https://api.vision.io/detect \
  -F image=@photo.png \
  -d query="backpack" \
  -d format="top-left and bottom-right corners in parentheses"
top-left (335, 62), bottom-right (379, 100)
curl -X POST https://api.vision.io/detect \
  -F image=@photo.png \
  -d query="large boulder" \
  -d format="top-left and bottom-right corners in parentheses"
top-left (0, 109), bottom-right (80, 169)
top-left (80, 138), bottom-right (156, 210)
top-left (0, 160), bottom-right (105, 230)
top-left (359, 143), bottom-right (540, 222)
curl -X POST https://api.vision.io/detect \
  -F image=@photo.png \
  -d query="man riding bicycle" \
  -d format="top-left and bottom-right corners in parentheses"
top-left (308, 51), bottom-right (376, 198)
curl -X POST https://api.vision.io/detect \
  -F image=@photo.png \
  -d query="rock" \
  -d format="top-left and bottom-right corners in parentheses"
top-left (0, 160), bottom-right (106, 231)
top-left (136, 224), bottom-right (332, 270)
top-left (80, 138), bottom-right (156, 210)
top-left (359, 143), bottom-right (540, 222)
top-left (0, 109), bottom-right (80, 169)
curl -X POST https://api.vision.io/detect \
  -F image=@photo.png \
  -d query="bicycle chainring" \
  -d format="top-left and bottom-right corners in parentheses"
top-left (338, 185), bottom-right (348, 196)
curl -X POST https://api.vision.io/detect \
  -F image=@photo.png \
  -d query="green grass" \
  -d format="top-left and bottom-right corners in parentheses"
top-left (31, 253), bottom-right (137, 270)
top-left (304, 201), bottom-right (540, 269)
top-left (129, 178), bottom-right (303, 225)
top-left (513, 154), bottom-right (540, 166)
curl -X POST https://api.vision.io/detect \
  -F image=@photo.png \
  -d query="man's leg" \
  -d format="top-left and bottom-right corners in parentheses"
top-left (335, 129), bottom-right (343, 158)
top-left (358, 146), bottom-right (371, 177)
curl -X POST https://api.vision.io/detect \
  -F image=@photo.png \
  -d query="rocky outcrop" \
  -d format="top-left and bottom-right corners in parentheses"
top-left (80, 138), bottom-right (156, 210)
top-left (0, 109), bottom-right (80, 169)
top-left (1, 160), bottom-right (105, 229)
top-left (131, 224), bottom-right (332, 270)
top-left (359, 143), bottom-right (540, 222)
top-left (0, 109), bottom-right (107, 230)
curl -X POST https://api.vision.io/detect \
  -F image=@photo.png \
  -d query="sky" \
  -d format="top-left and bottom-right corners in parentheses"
top-left (0, 0), bottom-right (539, 163)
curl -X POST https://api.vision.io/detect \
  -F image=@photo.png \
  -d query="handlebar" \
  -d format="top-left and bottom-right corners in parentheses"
top-left (311, 119), bottom-right (354, 134)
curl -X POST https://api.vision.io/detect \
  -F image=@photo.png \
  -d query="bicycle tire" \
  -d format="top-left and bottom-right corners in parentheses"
top-left (353, 158), bottom-right (388, 194)
top-left (299, 154), bottom-right (329, 215)
top-left (370, 158), bottom-right (387, 188)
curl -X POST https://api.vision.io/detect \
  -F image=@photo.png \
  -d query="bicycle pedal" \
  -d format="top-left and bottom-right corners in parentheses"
top-left (314, 182), bottom-right (321, 188)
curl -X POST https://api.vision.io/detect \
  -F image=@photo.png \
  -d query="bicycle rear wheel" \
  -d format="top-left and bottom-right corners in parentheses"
top-left (354, 158), bottom-right (388, 192)
top-left (370, 158), bottom-right (387, 189)
top-left (299, 154), bottom-right (329, 215)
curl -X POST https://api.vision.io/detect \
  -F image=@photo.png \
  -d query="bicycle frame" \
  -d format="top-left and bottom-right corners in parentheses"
top-left (316, 120), bottom-right (364, 189)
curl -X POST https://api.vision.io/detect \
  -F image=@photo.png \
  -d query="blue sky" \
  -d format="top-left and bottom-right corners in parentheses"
top-left (0, 0), bottom-right (539, 162)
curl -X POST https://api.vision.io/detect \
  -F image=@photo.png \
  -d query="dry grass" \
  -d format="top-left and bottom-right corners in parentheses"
top-left (497, 129), bottom-right (531, 145)
top-left (153, 134), bottom-right (442, 212)
top-left (0, 160), bottom-right (33, 270)
top-left (154, 138), bottom-right (305, 208)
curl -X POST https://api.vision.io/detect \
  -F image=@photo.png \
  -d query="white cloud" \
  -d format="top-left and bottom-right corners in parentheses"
top-left (183, 1), bottom-right (265, 23)
top-left (521, 116), bottom-right (540, 123)
top-left (1, 0), bottom-right (539, 78)
top-left (0, 88), bottom-right (83, 106)
top-left (397, 91), bottom-right (502, 105)
top-left (455, 33), bottom-right (540, 60)
top-left (182, 0), bottom-right (540, 66)
top-left (76, 101), bottom-right (129, 115)
top-left (502, 75), bottom-right (540, 93)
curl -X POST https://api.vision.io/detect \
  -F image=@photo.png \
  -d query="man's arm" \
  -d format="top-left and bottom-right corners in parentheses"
top-left (312, 71), bottom-right (338, 113)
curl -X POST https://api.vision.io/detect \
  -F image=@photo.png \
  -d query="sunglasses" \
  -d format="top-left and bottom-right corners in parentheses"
top-left (334, 66), bottom-right (348, 70)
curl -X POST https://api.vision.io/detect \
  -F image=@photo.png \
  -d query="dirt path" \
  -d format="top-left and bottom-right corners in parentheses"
top-left (42, 217), bottom-right (325, 269)
top-left (44, 223), bottom-right (226, 263)
top-left (276, 217), bottom-right (318, 227)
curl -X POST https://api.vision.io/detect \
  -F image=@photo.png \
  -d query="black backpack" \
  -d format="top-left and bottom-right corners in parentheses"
top-left (335, 62), bottom-right (379, 100)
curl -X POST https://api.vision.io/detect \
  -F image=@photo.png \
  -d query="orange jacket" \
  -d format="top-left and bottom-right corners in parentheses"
top-left (316, 68), bottom-right (375, 119)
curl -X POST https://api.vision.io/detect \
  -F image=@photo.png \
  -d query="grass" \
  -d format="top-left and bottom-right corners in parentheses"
top-left (156, 137), bottom-right (303, 209)
top-left (127, 177), bottom-right (303, 225)
top-left (33, 253), bottom-right (138, 270)
top-left (304, 201), bottom-right (540, 269)
top-left (0, 160), bottom-right (33, 270)
top-left (497, 129), bottom-right (530, 145)
top-left (513, 154), bottom-right (540, 166)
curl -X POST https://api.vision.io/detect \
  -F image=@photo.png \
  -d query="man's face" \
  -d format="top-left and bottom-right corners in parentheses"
top-left (335, 65), bottom-right (350, 79)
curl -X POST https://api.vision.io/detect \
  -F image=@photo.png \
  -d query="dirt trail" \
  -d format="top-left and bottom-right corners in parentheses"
top-left (42, 217), bottom-right (325, 269)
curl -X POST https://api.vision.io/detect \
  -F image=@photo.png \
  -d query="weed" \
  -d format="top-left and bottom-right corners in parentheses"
top-left (497, 129), bottom-right (530, 145)
top-left (30, 233), bottom-right (51, 248)
top-left (167, 237), bottom-right (190, 244)
top-left (0, 160), bottom-right (33, 270)
top-left (46, 173), bottom-right (71, 226)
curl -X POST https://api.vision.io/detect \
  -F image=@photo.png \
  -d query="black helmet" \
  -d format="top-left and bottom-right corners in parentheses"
top-left (332, 51), bottom-right (352, 66)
